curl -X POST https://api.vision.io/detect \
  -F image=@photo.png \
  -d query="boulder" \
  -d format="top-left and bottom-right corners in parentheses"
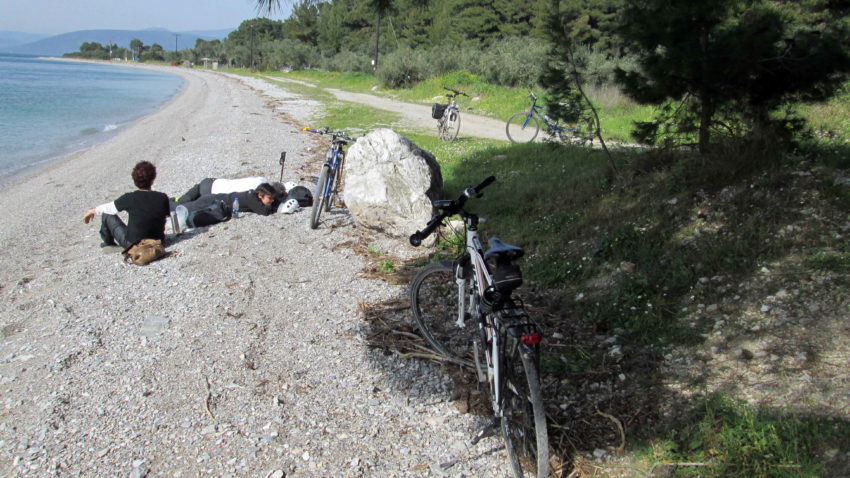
top-left (343, 129), bottom-right (442, 237)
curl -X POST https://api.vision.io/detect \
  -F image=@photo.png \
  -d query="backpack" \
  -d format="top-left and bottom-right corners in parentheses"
top-left (286, 186), bottom-right (313, 207)
top-left (189, 199), bottom-right (232, 227)
top-left (125, 238), bottom-right (166, 266)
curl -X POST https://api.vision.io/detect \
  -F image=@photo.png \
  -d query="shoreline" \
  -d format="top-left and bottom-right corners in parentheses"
top-left (0, 56), bottom-right (188, 191)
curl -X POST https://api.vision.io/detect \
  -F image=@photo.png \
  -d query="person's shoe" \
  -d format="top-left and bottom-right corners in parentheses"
top-left (100, 240), bottom-right (117, 248)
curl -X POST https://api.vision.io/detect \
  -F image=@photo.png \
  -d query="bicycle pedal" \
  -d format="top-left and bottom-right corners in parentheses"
top-left (470, 418), bottom-right (500, 446)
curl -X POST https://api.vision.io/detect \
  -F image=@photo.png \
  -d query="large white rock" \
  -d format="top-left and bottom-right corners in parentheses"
top-left (344, 129), bottom-right (442, 237)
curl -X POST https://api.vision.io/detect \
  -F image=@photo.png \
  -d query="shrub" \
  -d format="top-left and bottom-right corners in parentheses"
top-left (376, 46), bottom-right (429, 87)
top-left (476, 36), bottom-right (548, 88)
top-left (262, 39), bottom-right (321, 70)
top-left (319, 50), bottom-right (372, 73)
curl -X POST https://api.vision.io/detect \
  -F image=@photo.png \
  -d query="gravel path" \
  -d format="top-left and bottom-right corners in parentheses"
top-left (0, 65), bottom-right (513, 477)
top-left (262, 76), bottom-right (510, 142)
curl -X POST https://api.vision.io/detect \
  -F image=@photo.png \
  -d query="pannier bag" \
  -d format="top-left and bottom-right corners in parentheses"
top-left (286, 185), bottom-right (314, 207)
top-left (432, 103), bottom-right (448, 120)
top-left (125, 239), bottom-right (166, 266)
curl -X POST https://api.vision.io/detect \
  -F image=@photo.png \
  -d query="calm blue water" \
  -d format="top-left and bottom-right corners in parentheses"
top-left (0, 54), bottom-right (183, 179)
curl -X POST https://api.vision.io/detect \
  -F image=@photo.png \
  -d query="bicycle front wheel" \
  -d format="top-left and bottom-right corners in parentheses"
top-left (310, 165), bottom-right (330, 229)
top-left (443, 110), bottom-right (460, 141)
top-left (506, 112), bottom-right (539, 143)
top-left (409, 261), bottom-right (475, 367)
top-left (324, 167), bottom-right (337, 212)
top-left (501, 340), bottom-right (549, 478)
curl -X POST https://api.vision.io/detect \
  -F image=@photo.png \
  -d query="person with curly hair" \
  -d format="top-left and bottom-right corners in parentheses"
top-left (83, 161), bottom-right (170, 252)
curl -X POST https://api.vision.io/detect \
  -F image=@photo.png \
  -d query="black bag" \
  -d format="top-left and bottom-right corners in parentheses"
top-left (286, 186), bottom-right (313, 207)
top-left (189, 200), bottom-right (232, 227)
top-left (432, 103), bottom-right (448, 119)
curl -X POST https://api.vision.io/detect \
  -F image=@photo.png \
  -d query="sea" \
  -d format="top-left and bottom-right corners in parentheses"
top-left (0, 53), bottom-right (184, 181)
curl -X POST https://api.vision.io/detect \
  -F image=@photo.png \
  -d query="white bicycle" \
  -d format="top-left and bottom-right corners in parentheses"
top-left (409, 176), bottom-right (549, 478)
top-left (431, 87), bottom-right (469, 141)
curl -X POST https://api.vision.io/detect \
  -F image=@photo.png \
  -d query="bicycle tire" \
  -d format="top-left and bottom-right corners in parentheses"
top-left (324, 167), bottom-right (336, 212)
top-left (409, 261), bottom-right (475, 367)
top-left (506, 112), bottom-right (540, 143)
top-left (501, 339), bottom-right (549, 478)
top-left (310, 165), bottom-right (330, 229)
top-left (444, 110), bottom-right (460, 141)
top-left (327, 151), bottom-right (345, 211)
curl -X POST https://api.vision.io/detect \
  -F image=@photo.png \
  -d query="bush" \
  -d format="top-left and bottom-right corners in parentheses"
top-left (319, 50), bottom-right (372, 73)
top-left (420, 42), bottom-right (482, 78)
top-left (476, 36), bottom-right (549, 88)
top-left (262, 39), bottom-right (320, 70)
top-left (376, 46), bottom-right (429, 87)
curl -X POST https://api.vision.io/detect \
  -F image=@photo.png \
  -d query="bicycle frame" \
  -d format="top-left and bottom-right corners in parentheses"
top-left (318, 140), bottom-right (344, 198)
top-left (454, 214), bottom-right (514, 416)
top-left (521, 93), bottom-right (576, 135)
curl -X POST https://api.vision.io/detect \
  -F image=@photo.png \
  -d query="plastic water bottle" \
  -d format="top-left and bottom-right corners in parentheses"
top-left (232, 197), bottom-right (240, 218)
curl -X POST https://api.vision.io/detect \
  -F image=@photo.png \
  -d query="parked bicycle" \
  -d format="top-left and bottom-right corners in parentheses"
top-left (409, 176), bottom-right (549, 478)
top-left (432, 87), bottom-right (469, 141)
top-left (303, 127), bottom-right (356, 229)
top-left (506, 92), bottom-right (594, 145)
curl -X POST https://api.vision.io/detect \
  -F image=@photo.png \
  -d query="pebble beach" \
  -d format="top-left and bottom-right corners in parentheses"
top-left (0, 65), bottom-right (511, 477)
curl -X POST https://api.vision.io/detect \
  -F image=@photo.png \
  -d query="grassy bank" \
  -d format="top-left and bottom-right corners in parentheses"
top-left (230, 66), bottom-right (850, 477)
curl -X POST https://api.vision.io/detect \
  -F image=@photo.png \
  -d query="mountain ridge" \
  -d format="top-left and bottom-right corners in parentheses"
top-left (0, 28), bottom-right (233, 56)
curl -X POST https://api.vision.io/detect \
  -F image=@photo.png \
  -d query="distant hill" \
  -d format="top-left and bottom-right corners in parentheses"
top-left (0, 28), bottom-right (233, 56)
top-left (0, 31), bottom-right (48, 50)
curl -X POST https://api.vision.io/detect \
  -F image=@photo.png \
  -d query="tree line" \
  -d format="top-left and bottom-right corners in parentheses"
top-left (65, 39), bottom-right (168, 62)
top-left (68, 0), bottom-right (850, 155)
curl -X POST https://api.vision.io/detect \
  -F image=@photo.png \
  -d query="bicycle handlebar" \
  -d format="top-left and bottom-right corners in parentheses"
top-left (304, 126), bottom-right (356, 143)
top-left (444, 87), bottom-right (469, 97)
top-left (409, 176), bottom-right (495, 247)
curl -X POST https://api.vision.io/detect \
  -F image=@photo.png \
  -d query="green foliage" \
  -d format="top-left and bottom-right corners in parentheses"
top-left (614, 0), bottom-right (850, 152)
top-left (648, 394), bottom-right (830, 477)
top-left (318, 51), bottom-right (373, 73)
top-left (376, 46), bottom-right (429, 87)
top-left (66, 42), bottom-right (130, 60)
top-left (476, 36), bottom-right (548, 88)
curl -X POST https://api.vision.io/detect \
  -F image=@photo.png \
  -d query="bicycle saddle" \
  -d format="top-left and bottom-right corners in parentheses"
top-left (485, 237), bottom-right (524, 260)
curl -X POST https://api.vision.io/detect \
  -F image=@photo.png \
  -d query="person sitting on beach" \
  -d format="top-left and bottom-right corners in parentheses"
top-left (173, 182), bottom-right (283, 228)
top-left (83, 160), bottom-right (170, 251)
top-left (175, 176), bottom-right (272, 204)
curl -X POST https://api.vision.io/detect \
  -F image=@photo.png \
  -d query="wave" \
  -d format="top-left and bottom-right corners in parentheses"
top-left (103, 124), bottom-right (118, 132)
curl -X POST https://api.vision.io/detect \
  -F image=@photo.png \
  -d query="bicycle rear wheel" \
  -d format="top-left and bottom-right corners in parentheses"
top-left (310, 165), bottom-right (330, 229)
top-left (501, 339), bottom-right (549, 478)
top-left (506, 112), bottom-right (540, 143)
top-left (409, 261), bottom-right (475, 367)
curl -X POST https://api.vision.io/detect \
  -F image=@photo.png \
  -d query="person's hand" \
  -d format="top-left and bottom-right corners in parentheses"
top-left (83, 208), bottom-right (96, 224)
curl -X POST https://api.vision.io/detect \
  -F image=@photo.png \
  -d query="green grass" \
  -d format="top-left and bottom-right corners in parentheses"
top-left (226, 66), bottom-right (850, 475)
top-left (638, 394), bottom-right (847, 477)
top-left (261, 68), bottom-right (654, 143)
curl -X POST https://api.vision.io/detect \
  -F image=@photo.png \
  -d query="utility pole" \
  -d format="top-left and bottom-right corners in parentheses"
top-left (173, 33), bottom-right (180, 62)
top-left (249, 26), bottom-right (255, 70)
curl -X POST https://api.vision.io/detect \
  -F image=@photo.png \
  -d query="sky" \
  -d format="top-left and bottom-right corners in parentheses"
top-left (0, 0), bottom-right (293, 36)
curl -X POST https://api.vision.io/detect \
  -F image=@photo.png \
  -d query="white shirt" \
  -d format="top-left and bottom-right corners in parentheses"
top-left (210, 177), bottom-right (269, 194)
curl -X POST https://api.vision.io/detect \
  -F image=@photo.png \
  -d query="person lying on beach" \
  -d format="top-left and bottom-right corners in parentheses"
top-left (83, 160), bottom-right (170, 251)
top-left (175, 176), bottom-right (272, 204)
top-left (173, 182), bottom-right (283, 229)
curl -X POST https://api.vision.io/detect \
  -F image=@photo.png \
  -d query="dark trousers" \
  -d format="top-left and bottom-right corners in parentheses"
top-left (99, 214), bottom-right (133, 250)
top-left (177, 178), bottom-right (215, 204)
